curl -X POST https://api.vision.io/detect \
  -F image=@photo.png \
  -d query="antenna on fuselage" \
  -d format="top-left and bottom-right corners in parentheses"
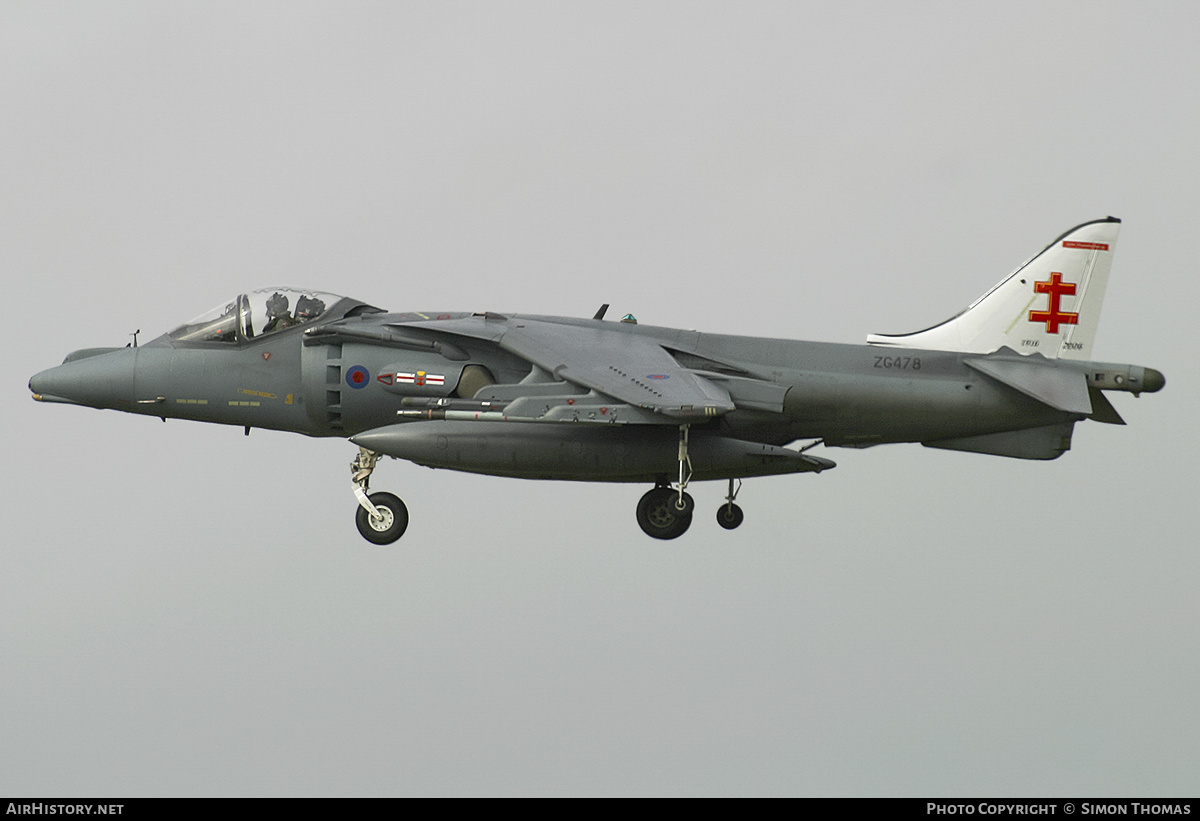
top-left (593, 304), bottom-right (609, 320)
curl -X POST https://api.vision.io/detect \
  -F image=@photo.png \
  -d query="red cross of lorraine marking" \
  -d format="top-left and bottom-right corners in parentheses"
top-left (1029, 272), bottom-right (1079, 333)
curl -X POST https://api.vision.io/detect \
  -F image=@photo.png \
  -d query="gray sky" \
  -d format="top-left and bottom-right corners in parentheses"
top-left (2, 0), bottom-right (1197, 797)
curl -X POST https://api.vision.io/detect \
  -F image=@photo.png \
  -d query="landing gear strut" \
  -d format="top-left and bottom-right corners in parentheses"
top-left (635, 425), bottom-right (697, 540)
top-left (351, 447), bottom-right (409, 544)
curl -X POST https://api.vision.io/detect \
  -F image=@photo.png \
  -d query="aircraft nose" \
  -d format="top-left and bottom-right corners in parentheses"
top-left (29, 348), bottom-right (137, 408)
top-left (29, 364), bottom-right (76, 403)
top-left (29, 369), bottom-right (59, 400)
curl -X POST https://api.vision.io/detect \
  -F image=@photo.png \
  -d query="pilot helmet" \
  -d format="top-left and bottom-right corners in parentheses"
top-left (266, 292), bottom-right (290, 318)
top-left (295, 295), bottom-right (326, 321)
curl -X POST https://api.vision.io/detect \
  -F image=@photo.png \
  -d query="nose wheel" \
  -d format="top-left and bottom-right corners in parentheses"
top-left (355, 491), bottom-right (409, 544)
top-left (351, 447), bottom-right (409, 545)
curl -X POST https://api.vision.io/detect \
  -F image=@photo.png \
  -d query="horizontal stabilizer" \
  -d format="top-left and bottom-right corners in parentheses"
top-left (1087, 387), bottom-right (1126, 425)
top-left (964, 353), bottom-right (1092, 414)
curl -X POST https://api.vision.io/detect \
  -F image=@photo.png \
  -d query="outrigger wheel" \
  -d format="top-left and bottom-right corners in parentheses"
top-left (717, 502), bottom-right (744, 530)
top-left (636, 486), bottom-right (694, 540)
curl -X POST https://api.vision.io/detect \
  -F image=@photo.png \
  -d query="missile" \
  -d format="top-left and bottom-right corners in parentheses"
top-left (395, 409), bottom-right (509, 421)
top-left (400, 396), bottom-right (511, 411)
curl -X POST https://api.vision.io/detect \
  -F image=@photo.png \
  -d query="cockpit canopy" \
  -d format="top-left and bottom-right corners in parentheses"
top-left (168, 288), bottom-right (344, 344)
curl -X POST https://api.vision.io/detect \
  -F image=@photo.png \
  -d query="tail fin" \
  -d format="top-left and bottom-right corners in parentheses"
top-left (867, 217), bottom-right (1120, 360)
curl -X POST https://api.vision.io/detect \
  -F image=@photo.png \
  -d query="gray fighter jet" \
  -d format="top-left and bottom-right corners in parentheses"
top-left (30, 217), bottom-right (1164, 543)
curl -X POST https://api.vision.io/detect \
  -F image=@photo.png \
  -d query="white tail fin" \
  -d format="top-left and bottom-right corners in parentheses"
top-left (867, 217), bottom-right (1120, 359)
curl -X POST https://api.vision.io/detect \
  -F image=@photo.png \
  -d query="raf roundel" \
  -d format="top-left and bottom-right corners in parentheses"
top-left (345, 365), bottom-right (370, 389)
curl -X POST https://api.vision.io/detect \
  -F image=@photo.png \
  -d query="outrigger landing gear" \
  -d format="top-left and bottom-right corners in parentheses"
top-left (351, 447), bottom-right (409, 545)
top-left (717, 478), bottom-right (744, 530)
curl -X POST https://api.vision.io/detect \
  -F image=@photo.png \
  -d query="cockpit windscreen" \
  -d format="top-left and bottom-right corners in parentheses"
top-left (168, 288), bottom-right (342, 343)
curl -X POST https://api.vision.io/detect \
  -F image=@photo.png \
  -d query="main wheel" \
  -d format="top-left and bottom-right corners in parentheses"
top-left (636, 487), bottom-right (693, 540)
top-left (716, 502), bottom-right (744, 530)
top-left (355, 491), bottom-right (409, 545)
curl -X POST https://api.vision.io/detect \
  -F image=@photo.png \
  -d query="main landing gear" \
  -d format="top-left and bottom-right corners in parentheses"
top-left (636, 484), bottom-right (695, 540)
top-left (634, 478), bottom-right (746, 539)
top-left (633, 426), bottom-right (746, 540)
top-left (351, 447), bottom-right (409, 545)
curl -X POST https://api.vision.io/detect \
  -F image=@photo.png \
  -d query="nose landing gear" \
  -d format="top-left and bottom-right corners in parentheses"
top-left (351, 447), bottom-right (409, 545)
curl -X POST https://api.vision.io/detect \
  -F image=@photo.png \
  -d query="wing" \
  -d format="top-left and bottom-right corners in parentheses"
top-left (392, 315), bottom-right (737, 421)
top-left (498, 320), bottom-right (735, 419)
